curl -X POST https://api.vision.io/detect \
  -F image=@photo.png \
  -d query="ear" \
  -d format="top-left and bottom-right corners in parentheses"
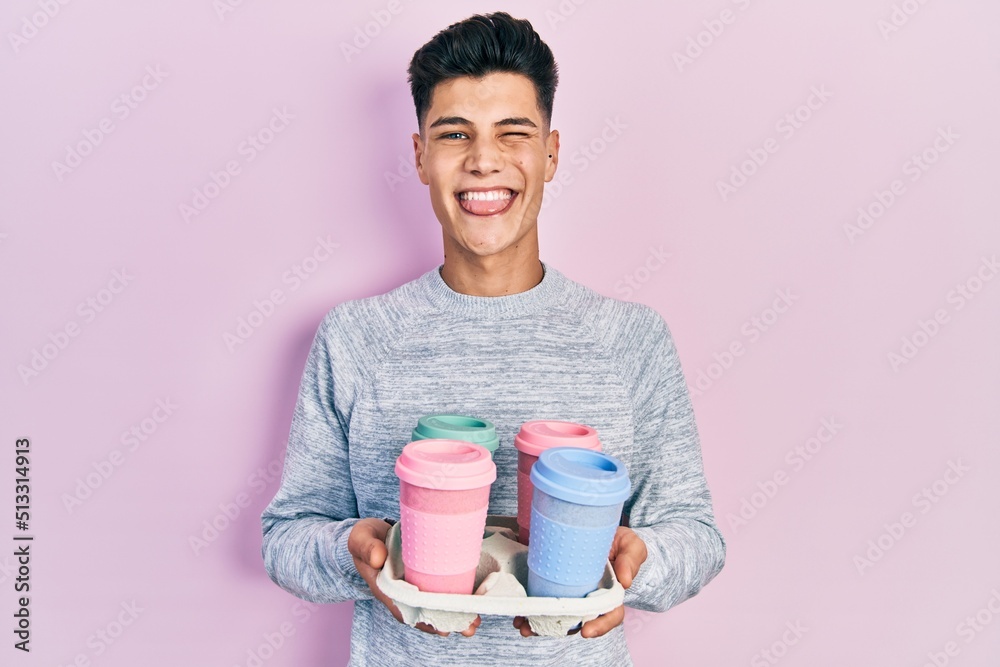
top-left (413, 132), bottom-right (430, 185)
top-left (544, 129), bottom-right (560, 183)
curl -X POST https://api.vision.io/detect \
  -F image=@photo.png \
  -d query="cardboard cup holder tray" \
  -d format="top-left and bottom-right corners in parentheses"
top-left (376, 515), bottom-right (624, 636)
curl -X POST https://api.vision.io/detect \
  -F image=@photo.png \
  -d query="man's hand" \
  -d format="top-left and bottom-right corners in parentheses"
top-left (348, 518), bottom-right (481, 637)
top-left (513, 526), bottom-right (647, 638)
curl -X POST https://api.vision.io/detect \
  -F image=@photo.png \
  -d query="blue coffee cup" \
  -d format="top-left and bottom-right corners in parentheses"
top-left (526, 447), bottom-right (631, 598)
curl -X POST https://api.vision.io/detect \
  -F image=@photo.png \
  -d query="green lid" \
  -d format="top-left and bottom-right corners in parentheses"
top-left (411, 414), bottom-right (500, 454)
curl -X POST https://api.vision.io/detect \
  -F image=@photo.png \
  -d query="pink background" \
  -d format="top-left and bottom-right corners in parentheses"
top-left (3, 1), bottom-right (999, 665)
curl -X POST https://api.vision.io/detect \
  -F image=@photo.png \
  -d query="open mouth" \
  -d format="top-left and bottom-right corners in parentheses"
top-left (455, 188), bottom-right (518, 217)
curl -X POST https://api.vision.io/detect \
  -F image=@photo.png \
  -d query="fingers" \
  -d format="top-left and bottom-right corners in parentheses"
top-left (459, 615), bottom-right (482, 637)
top-left (613, 552), bottom-right (638, 589)
top-left (610, 528), bottom-right (647, 589)
top-left (414, 615), bottom-right (481, 638)
top-left (415, 622), bottom-right (449, 637)
top-left (346, 519), bottom-right (400, 625)
top-left (580, 604), bottom-right (625, 639)
top-left (348, 520), bottom-right (482, 639)
top-left (366, 535), bottom-right (388, 570)
top-left (512, 616), bottom-right (537, 637)
top-left (516, 610), bottom-right (626, 639)
top-left (348, 519), bottom-right (391, 569)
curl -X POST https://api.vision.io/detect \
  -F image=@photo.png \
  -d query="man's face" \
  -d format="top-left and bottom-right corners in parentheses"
top-left (412, 72), bottom-right (559, 261)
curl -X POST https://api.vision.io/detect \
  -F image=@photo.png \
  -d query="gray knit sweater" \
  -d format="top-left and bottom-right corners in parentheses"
top-left (260, 261), bottom-right (725, 666)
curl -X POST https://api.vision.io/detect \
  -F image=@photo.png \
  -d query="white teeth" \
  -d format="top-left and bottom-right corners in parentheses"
top-left (458, 189), bottom-right (513, 201)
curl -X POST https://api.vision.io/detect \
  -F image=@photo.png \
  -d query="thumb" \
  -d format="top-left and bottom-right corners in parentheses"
top-left (609, 528), bottom-right (647, 589)
top-left (349, 519), bottom-right (391, 568)
top-left (366, 536), bottom-right (388, 570)
top-left (613, 553), bottom-right (638, 588)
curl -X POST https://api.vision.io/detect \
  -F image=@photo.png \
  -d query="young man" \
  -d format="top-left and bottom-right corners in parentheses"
top-left (261, 12), bottom-right (725, 666)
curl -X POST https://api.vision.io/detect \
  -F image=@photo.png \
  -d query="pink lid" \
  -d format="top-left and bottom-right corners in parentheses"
top-left (513, 420), bottom-right (601, 457)
top-left (394, 439), bottom-right (497, 490)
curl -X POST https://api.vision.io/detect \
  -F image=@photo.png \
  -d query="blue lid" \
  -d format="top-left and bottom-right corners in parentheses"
top-left (530, 447), bottom-right (631, 506)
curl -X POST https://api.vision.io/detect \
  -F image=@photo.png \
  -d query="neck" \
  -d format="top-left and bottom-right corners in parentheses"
top-left (439, 238), bottom-right (543, 297)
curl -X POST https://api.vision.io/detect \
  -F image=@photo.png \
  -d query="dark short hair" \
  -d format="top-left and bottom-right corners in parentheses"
top-left (407, 12), bottom-right (559, 134)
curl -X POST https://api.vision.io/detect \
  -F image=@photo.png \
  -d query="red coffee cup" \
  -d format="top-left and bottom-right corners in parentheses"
top-left (512, 420), bottom-right (601, 544)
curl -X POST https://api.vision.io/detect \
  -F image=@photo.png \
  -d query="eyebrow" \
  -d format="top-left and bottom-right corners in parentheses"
top-left (428, 116), bottom-right (538, 130)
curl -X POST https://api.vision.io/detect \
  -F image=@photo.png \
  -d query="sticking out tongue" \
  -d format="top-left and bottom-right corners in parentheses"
top-left (459, 192), bottom-right (515, 216)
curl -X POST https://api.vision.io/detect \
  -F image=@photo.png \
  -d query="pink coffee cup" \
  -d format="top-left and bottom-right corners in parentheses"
top-left (513, 420), bottom-right (601, 544)
top-left (394, 439), bottom-right (497, 594)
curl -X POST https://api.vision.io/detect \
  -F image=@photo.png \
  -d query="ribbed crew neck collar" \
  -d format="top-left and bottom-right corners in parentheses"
top-left (420, 261), bottom-right (567, 320)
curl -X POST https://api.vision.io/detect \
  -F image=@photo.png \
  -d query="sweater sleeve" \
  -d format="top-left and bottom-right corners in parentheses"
top-left (621, 309), bottom-right (726, 613)
top-left (260, 312), bottom-right (375, 604)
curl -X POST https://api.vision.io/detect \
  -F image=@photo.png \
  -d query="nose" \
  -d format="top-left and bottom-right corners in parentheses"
top-left (465, 134), bottom-right (504, 175)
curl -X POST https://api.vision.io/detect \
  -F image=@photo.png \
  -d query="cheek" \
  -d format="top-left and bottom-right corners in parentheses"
top-left (427, 169), bottom-right (452, 196)
top-left (510, 152), bottom-right (541, 178)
